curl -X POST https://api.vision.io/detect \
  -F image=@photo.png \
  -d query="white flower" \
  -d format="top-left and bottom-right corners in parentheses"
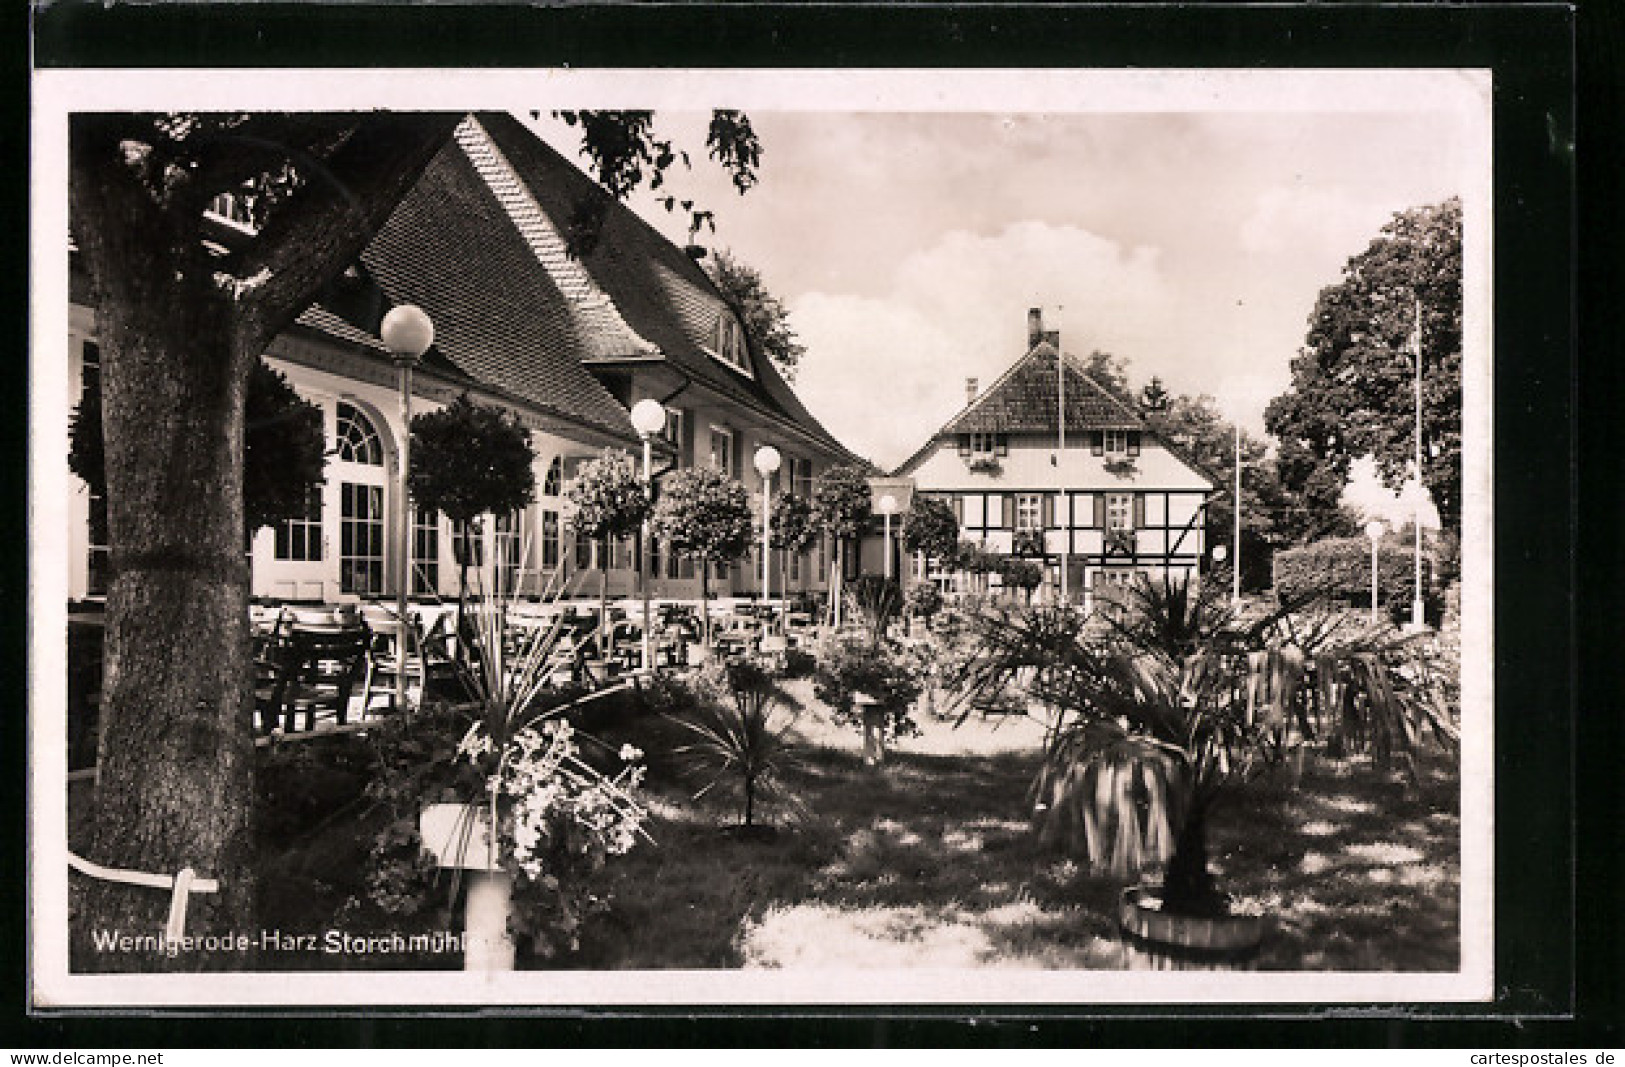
top-left (619, 744), bottom-right (643, 762)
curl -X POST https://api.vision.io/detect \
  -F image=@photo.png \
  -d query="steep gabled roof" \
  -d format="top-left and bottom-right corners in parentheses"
top-left (944, 340), bottom-right (1148, 436)
top-left (474, 112), bottom-right (855, 461)
top-left (355, 125), bottom-right (645, 443)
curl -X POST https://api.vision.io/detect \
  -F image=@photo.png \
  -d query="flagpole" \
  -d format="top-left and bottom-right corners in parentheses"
top-left (1232, 421), bottom-right (1242, 607)
top-left (1056, 304), bottom-right (1069, 606)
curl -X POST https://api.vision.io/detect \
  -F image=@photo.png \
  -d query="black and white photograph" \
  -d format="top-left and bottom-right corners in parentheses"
top-left (31, 66), bottom-right (1493, 1008)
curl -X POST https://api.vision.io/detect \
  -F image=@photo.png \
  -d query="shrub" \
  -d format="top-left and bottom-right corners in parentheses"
top-left (1273, 535), bottom-right (1434, 611)
top-left (812, 633), bottom-right (923, 739)
top-left (667, 660), bottom-right (807, 828)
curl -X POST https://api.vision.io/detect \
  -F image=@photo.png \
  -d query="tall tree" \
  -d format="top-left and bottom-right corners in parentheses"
top-left (1144, 393), bottom-right (1314, 586)
top-left (563, 448), bottom-right (650, 655)
top-left (1265, 198), bottom-right (1463, 534)
top-left (650, 466), bottom-right (754, 647)
top-left (409, 393), bottom-right (537, 608)
top-left (901, 496), bottom-right (960, 571)
top-left (706, 249), bottom-right (806, 382)
top-left (68, 109), bottom-right (760, 961)
top-left (811, 465), bottom-right (874, 628)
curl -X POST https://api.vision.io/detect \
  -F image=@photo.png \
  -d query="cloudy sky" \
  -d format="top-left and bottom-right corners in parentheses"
top-left (531, 73), bottom-right (1485, 483)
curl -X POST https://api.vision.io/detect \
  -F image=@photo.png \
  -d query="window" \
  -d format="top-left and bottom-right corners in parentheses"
top-left (542, 456), bottom-right (563, 497)
top-left (275, 485), bottom-right (324, 562)
top-left (336, 402), bottom-right (385, 467)
top-left (572, 530), bottom-right (594, 571)
top-left (206, 191), bottom-right (257, 230)
top-left (1015, 493), bottom-right (1043, 532)
top-left (412, 506), bottom-right (439, 595)
top-left (711, 313), bottom-right (752, 375)
top-left (1104, 429), bottom-right (1128, 455)
top-left (454, 521), bottom-right (486, 569)
top-left (540, 510), bottom-right (560, 571)
top-left (339, 482), bottom-right (385, 595)
top-left (968, 432), bottom-right (1006, 457)
top-left (494, 511), bottom-right (524, 593)
top-left (790, 456), bottom-right (814, 499)
top-left (1105, 492), bottom-right (1134, 531)
top-left (788, 545), bottom-right (801, 581)
top-left (664, 408), bottom-right (684, 448)
top-left (709, 427), bottom-right (734, 475)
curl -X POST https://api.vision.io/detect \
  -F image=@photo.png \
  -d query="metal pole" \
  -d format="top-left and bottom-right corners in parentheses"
top-left (1371, 534), bottom-right (1381, 624)
top-left (883, 511), bottom-right (891, 580)
top-left (762, 472), bottom-right (772, 601)
top-left (1232, 421), bottom-right (1242, 607)
top-left (1412, 295), bottom-right (1425, 629)
top-left (641, 434), bottom-right (653, 673)
top-left (1057, 306), bottom-right (1069, 605)
top-left (396, 359), bottom-right (413, 713)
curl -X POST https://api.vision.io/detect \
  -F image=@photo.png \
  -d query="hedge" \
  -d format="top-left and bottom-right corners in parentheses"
top-left (1273, 535), bottom-right (1433, 610)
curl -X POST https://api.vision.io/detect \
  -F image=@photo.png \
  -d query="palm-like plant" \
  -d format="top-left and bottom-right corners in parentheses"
top-left (948, 573), bottom-right (1458, 918)
top-left (668, 661), bottom-right (807, 828)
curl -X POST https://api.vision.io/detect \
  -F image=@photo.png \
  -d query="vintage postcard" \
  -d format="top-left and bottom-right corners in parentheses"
top-left (31, 67), bottom-right (1493, 1008)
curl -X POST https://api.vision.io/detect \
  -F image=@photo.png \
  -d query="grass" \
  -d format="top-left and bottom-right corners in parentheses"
top-left (569, 689), bottom-right (1460, 972)
top-left (66, 676), bottom-right (1460, 973)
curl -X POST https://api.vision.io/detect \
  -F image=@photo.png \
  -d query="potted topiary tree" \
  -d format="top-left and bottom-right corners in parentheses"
top-left (409, 393), bottom-right (536, 626)
top-left (947, 574), bottom-right (1458, 967)
top-left (562, 448), bottom-right (651, 659)
top-left (649, 465), bottom-right (754, 653)
top-left (814, 576), bottom-right (922, 767)
top-left (811, 465), bottom-right (874, 630)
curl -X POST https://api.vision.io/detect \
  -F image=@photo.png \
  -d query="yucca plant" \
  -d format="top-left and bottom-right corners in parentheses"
top-left (947, 573), bottom-right (1458, 918)
top-left (667, 661), bottom-right (807, 828)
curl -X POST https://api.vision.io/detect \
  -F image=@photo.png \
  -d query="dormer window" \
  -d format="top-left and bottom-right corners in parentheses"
top-left (206, 191), bottom-right (258, 232)
top-left (1104, 429), bottom-right (1128, 455)
top-left (709, 312), bottom-right (753, 376)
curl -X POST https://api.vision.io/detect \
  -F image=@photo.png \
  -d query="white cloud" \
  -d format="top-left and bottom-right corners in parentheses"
top-left (791, 221), bottom-right (1169, 470)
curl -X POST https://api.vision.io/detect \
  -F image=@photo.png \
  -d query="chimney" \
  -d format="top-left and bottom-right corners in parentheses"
top-left (1043, 329), bottom-right (1060, 348)
top-left (966, 377), bottom-right (979, 405)
top-left (1027, 307), bottom-right (1044, 347)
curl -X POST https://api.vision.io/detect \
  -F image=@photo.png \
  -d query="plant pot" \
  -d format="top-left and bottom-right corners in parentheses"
top-left (1117, 885), bottom-right (1265, 971)
top-left (856, 695), bottom-right (887, 767)
top-left (419, 801), bottom-right (515, 971)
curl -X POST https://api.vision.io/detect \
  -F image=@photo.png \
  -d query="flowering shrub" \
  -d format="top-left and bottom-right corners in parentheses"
top-left (456, 718), bottom-right (648, 954)
top-left (813, 633), bottom-right (923, 740)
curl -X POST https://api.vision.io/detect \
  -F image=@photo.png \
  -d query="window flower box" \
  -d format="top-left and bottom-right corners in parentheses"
top-left (966, 455), bottom-right (1003, 476)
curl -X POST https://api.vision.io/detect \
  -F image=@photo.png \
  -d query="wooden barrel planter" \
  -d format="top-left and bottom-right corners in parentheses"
top-left (1117, 886), bottom-right (1266, 970)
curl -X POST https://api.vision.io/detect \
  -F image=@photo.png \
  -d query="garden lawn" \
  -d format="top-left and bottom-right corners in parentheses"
top-left (569, 689), bottom-right (1460, 972)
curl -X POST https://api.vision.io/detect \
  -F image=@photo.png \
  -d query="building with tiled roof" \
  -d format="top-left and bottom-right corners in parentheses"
top-left (893, 308), bottom-right (1215, 606)
top-left (66, 113), bottom-right (857, 607)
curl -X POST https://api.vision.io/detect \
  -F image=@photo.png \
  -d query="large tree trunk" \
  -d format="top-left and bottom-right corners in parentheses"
top-left (71, 253), bottom-right (260, 970)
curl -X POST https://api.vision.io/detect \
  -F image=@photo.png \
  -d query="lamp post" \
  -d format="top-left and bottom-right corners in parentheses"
top-left (630, 399), bottom-right (667, 673)
top-left (1365, 519), bottom-right (1386, 624)
top-left (754, 446), bottom-right (782, 608)
top-left (878, 493), bottom-right (897, 580)
top-left (381, 304), bottom-right (433, 713)
top-left (1231, 422), bottom-right (1243, 607)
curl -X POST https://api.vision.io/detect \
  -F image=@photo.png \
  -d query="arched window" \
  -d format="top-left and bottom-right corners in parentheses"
top-left (543, 456), bottom-right (563, 497)
top-left (336, 402), bottom-right (385, 466)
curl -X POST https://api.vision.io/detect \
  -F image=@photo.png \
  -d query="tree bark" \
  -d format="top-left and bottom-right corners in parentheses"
top-left (68, 205), bottom-right (260, 969)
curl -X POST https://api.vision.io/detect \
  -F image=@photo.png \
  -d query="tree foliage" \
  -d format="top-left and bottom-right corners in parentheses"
top-left (811, 465), bottom-right (873, 542)
top-left (562, 448), bottom-right (649, 541)
top-left (706, 249), bottom-right (806, 382)
top-left (409, 394), bottom-right (537, 526)
top-left (70, 360), bottom-right (327, 535)
top-left (1265, 198), bottom-right (1463, 533)
top-left (902, 496), bottom-right (960, 563)
top-left (769, 491), bottom-right (817, 555)
top-left (651, 466), bottom-right (754, 565)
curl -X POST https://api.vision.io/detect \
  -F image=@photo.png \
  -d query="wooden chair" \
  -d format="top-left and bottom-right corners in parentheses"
top-left (256, 624), bottom-right (369, 733)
